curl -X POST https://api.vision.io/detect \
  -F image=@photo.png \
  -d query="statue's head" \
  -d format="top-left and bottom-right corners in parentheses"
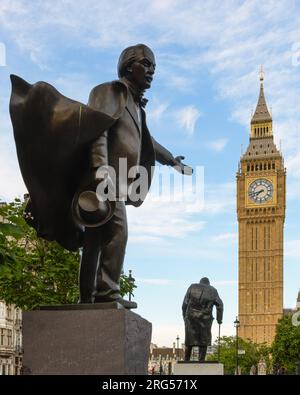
top-left (117, 44), bottom-right (156, 90)
top-left (200, 277), bottom-right (210, 285)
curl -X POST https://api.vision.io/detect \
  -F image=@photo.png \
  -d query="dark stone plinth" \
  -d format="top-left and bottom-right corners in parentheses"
top-left (23, 308), bottom-right (152, 375)
top-left (39, 302), bottom-right (124, 310)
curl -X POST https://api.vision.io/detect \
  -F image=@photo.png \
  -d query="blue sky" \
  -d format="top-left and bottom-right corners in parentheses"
top-left (0, 0), bottom-right (300, 346)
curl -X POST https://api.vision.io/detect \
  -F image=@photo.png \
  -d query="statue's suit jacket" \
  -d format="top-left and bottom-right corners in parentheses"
top-left (87, 80), bottom-right (174, 207)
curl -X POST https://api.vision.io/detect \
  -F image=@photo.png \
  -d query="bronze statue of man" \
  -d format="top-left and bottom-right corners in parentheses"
top-left (182, 277), bottom-right (223, 361)
top-left (9, 44), bottom-right (192, 308)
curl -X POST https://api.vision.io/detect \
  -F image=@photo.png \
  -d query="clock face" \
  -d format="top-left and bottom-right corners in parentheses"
top-left (248, 178), bottom-right (273, 204)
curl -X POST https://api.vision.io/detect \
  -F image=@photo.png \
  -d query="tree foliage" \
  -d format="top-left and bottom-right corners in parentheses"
top-left (207, 335), bottom-right (271, 375)
top-left (271, 314), bottom-right (300, 374)
top-left (0, 199), bottom-right (136, 310)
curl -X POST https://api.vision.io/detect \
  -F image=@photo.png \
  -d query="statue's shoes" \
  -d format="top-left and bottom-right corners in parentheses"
top-left (93, 295), bottom-right (137, 309)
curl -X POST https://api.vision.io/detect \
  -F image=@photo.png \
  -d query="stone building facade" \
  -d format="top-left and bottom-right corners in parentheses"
top-left (0, 302), bottom-right (22, 375)
top-left (148, 343), bottom-right (184, 375)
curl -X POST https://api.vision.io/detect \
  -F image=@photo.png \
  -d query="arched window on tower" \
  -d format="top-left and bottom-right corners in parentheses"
top-left (251, 165), bottom-right (254, 171)
top-left (264, 163), bottom-right (267, 170)
top-left (268, 163), bottom-right (271, 170)
top-left (272, 163), bottom-right (275, 170)
top-left (260, 163), bottom-right (262, 170)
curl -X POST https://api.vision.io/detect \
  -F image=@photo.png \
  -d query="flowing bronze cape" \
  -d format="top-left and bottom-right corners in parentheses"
top-left (9, 75), bottom-right (128, 251)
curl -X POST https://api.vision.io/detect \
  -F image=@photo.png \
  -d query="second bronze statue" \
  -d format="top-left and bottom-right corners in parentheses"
top-left (9, 44), bottom-right (193, 309)
top-left (182, 277), bottom-right (223, 361)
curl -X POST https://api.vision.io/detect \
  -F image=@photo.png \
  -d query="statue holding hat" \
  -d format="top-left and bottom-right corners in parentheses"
top-left (9, 44), bottom-right (193, 309)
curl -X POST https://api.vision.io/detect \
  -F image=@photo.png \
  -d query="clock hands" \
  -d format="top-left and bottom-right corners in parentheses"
top-left (249, 188), bottom-right (264, 198)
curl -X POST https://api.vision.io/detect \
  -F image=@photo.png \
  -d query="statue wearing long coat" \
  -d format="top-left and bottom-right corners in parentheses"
top-left (182, 281), bottom-right (223, 347)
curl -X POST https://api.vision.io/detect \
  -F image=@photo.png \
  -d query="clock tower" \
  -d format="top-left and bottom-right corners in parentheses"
top-left (236, 69), bottom-right (286, 345)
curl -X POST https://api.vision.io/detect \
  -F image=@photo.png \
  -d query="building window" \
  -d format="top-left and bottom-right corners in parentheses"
top-left (7, 305), bottom-right (12, 319)
top-left (255, 227), bottom-right (258, 250)
top-left (0, 328), bottom-right (5, 345)
top-left (7, 329), bottom-right (12, 346)
top-left (272, 163), bottom-right (275, 169)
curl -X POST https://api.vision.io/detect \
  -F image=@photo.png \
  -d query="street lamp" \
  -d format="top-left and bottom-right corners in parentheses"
top-left (128, 270), bottom-right (135, 302)
top-left (176, 335), bottom-right (180, 360)
top-left (234, 317), bottom-right (240, 375)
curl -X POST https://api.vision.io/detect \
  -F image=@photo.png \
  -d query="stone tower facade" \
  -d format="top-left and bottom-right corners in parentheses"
top-left (236, 70), bottom-right (286, 345)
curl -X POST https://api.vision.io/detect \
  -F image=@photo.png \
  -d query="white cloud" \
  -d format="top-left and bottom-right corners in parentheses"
top-left (129, 235), bottom-right (164, 244)
top-left (147, 101), bottom-right (169, 123)
top-left (0, 132), bottom-right (27, 201)
top-left (285, 239), bottom-right (300, 258)
top-left (166, 74), bottom-right (193, 92)
top-left (175, 105), bottom-right (201, 136)
top-left (127, 197), bottom-right (206, 241)
top-left (0, 93), bottom-right (27, 201)
top-left (137, 277), bottom-right (237, 287)
top-left (286, 179), bottom-right (300, 201)
top-left (214, 280), bottom-right (238, 286)
top-left (212, 233), bottom-right (237, 242)
top-left (126, 180), bottom-right (235, 245)
top-left (203, 182), bottom-right (236, 214)
top-left (206, 138), bottom-right (228, 152)
top-left (53, 73), bottom-right (94, 103)
top-left (137, 278), bottom-right (173, 286)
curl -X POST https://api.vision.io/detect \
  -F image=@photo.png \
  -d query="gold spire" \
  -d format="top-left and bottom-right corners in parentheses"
top-left (251, 66), bottom-right (272, 124)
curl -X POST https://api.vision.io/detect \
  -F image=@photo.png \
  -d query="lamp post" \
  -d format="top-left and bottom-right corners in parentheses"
top-left (128, 270), bottom-right (135, 302)
top-left (234, 317), bottom-right (240, 375)
top-left (176, 335), bottom-right (180, 360)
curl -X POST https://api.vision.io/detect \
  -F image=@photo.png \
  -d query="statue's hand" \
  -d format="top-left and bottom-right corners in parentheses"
top-left (92, 166), bottom-right (116, 200)
top-left (172, 156), bottom-right (193, 175)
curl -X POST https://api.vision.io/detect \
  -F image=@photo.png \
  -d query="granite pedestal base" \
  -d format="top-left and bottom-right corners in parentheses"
top-left (23, 307), bottom-right (152, 375)
top-left (173, 361), bottom-right (224, 375)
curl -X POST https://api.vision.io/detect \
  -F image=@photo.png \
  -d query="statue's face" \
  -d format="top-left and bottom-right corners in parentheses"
top-left (128, 48), bottom-right (156, 90)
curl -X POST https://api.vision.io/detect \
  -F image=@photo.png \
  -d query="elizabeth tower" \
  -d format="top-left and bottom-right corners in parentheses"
top-left (236, 70), bottom-right (286, 345)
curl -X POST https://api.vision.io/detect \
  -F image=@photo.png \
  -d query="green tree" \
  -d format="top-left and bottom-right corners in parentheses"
top-left (207, 335), bottom-right (271, 375)
top-left (272, 314), bottom-right (300, 374)
top-left (0, 199), bottom-right (136, 310)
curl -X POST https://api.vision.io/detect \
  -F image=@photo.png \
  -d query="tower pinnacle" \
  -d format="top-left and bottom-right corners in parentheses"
top-left (251, 66), bottom-right (272, 124)
top-left (259, 64), bottom-right (264, 83)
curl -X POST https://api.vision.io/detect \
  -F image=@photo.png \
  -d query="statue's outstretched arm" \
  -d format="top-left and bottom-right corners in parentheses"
top-left (151, 137), bottom-right (193, 175)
